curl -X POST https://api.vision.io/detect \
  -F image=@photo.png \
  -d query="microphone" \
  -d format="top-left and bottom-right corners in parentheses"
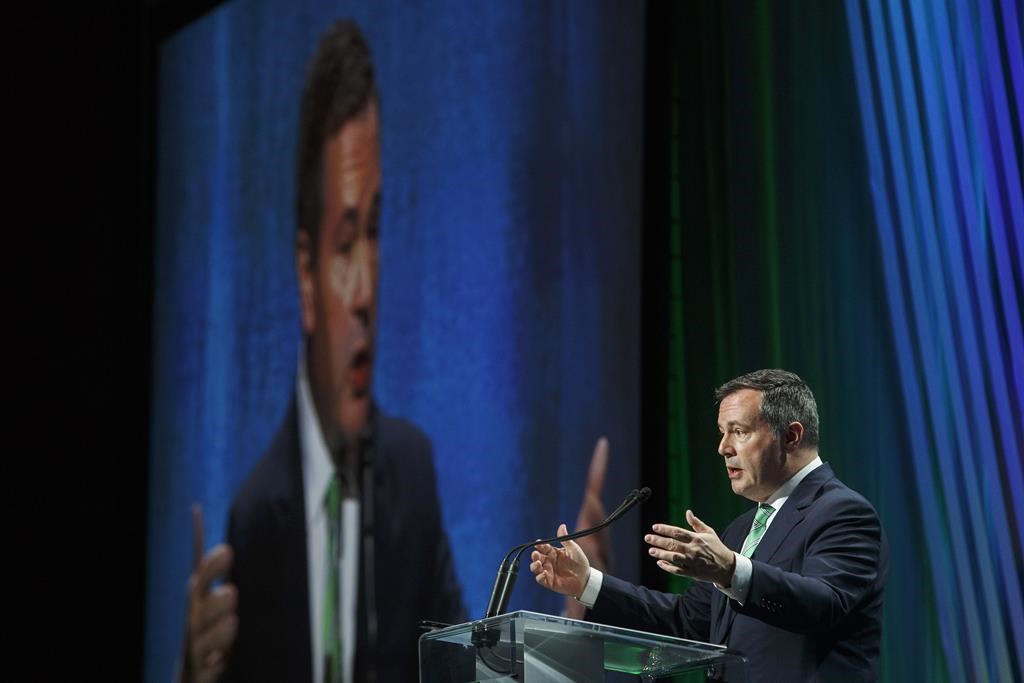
top-left (483, 486), bottom-right (651, 620)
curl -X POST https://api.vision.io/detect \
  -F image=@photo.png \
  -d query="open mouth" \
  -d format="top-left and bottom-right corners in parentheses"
top-left (350, 349), bottom-right (372, 396)
top-left (726, 466), bottom-right (743, 479)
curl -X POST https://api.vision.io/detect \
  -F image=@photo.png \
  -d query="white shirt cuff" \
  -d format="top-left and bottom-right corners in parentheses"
top-left (714, 552), bottom-right (751, 605)
top-left (577, 568), bottom-right (604, 608)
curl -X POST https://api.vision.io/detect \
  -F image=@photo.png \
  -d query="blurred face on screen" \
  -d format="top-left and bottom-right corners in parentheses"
top-left (717, 389), bottom-right (786, 502)
top-left (297, 100), bottom-right (381, 452)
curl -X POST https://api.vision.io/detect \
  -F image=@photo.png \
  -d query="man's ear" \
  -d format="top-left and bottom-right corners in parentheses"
top-left (296, 229), bottom-right (316, 335)
top-left (784, 421), bottom-right (805, 453)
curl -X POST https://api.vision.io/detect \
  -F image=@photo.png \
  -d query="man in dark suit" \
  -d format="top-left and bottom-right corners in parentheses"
top-left (180, 22), bottom-right (464, 683)
top-left (530, 369), bottom-right (889, 682)
top-left (219, 402), bottom-right (464, 682)
top-left (180, 21), bottom-right (609, 683)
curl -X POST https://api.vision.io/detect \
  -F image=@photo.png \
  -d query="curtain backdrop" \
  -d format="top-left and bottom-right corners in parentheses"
top-left (845, 0), bottom-right (1022, 679)
top-left (654, 1), bottom-right (1021, 681)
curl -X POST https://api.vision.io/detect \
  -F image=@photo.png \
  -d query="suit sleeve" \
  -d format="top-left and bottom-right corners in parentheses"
top-left (588, 573), bottom-right (713, 642)
top-left (733, 495), bottom-right (885, 633)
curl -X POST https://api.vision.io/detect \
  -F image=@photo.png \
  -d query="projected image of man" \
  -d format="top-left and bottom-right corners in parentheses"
top-left (182, 22), bottom-right (464, 683)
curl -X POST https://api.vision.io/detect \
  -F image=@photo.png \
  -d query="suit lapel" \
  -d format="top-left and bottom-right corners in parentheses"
top-left (271, 403), bottom-right (313, 682)
top-left (275, 492), bottom-right (311, 679)
top-left (750, 463), bottom-right (833, 564)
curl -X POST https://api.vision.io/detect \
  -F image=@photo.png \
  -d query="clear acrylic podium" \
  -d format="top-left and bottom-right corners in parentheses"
top-left (419, 610), bottom-right (748, 682)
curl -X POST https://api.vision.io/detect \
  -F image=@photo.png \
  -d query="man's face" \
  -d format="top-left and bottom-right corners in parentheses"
top-left (297, 100), bottom-right (381, 452)
top-left (716, 389), bottom-right (787, 502)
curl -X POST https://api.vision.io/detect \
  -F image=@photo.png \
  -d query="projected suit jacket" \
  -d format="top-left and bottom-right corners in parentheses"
top-left (589, 464), bottom-right (889, 683)
top-left (221, 401), bottom-right (466, 682)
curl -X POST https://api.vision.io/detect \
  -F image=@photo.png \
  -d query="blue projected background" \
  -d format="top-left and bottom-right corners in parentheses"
top-left (145, 2), bottom-right (644, 681)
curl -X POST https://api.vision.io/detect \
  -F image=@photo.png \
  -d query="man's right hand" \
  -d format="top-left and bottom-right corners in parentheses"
top-left (184, 505), bottom-right (238, 683)
top-left (185, 544), bottom-right (237, 683)
top-left (529, 523), bottom-right (592, 599)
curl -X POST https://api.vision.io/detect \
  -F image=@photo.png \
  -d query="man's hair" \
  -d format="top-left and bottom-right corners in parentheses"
top-left (295, 20), bottom-right (378, 260)
top-left (714, 369), bottom-right (819, 448)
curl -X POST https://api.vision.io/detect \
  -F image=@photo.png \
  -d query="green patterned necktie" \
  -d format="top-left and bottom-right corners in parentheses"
top-left (740, 503), bottom-right (776, 558)
top-left (323, 477), bottom-right (342, 683)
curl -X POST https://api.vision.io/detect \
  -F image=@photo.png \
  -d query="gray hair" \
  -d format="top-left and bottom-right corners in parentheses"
top-left (714, 369), bottom-right (819, 448)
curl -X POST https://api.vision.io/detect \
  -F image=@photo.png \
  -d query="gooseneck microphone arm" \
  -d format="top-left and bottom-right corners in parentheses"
top-left (483, 486), bottom-right (651, 619)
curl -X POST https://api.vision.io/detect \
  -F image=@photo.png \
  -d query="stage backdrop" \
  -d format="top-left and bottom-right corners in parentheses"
top-left (145, 2), bottom-right (644, 681)
top-left (650, 1), bottom-right (1022, 681)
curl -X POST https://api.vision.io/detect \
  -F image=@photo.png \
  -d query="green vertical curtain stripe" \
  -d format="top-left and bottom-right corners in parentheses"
top-left (668, 67), bottom-right (691, 598)
top-left (755, 0), bottom-right (782, 365)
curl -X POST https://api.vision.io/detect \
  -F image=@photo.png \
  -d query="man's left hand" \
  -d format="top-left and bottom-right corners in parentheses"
top-left (645, 509), bottom-right (736, 586)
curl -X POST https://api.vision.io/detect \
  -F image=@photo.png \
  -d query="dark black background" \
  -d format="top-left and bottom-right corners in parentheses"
top-left (8, 2), bottom-right (204, 678)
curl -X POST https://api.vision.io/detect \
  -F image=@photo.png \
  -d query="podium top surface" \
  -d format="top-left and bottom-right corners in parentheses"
top-left (420, 610), bottom-right (729, 678)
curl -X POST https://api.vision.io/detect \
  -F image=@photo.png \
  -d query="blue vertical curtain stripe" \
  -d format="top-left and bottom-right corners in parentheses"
top-left (844, 0), bottom-right (1023, 679)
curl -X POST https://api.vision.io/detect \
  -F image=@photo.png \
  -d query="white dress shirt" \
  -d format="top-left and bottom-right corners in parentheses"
top-left (299, 357), bottom-right (359, 683)
top-left (577, 456), bottom-right (823, 609)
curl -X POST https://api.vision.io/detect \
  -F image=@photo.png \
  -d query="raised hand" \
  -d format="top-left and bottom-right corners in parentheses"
top-left (530, 523), bottom-right (592, 599)
top-left (564, 438), bottom-right (611, 618)
top-left (184, 504), bottom-right (238, 683)
top-left (645, 509), bottom-right (736, 586)
top-left (573, 437), bottom-right (611, 570)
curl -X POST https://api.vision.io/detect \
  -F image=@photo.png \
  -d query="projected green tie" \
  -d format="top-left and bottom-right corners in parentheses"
top-left (323, 477), bottom-right (342, 683)
top-left (740, 504), bottom-right (776, 558)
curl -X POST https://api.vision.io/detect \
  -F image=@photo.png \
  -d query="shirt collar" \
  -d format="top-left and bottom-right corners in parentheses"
top-left (764, 455), bottom-right (823, 509)
top-left (298, 350), bottom-right (336, 527)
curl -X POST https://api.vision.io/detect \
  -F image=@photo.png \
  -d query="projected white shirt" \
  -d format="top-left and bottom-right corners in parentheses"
top-left (299, 356), bottom-right (359, 683)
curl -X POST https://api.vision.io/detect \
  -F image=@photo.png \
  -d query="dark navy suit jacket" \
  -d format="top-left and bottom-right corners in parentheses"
top-left (221, 401), bottom-right (466, 682)
top-left (589, 464), bottom-right (888, 682)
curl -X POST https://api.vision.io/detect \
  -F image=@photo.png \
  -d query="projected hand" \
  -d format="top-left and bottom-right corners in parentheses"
top-left (184, 505), bottom-right (237, 683)
top-left (530, 523), bottom-right (591, 600)
top-left (646, 509), bottom-right (736, 586)
top-left (564, 438), bottom-right (611, 618)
